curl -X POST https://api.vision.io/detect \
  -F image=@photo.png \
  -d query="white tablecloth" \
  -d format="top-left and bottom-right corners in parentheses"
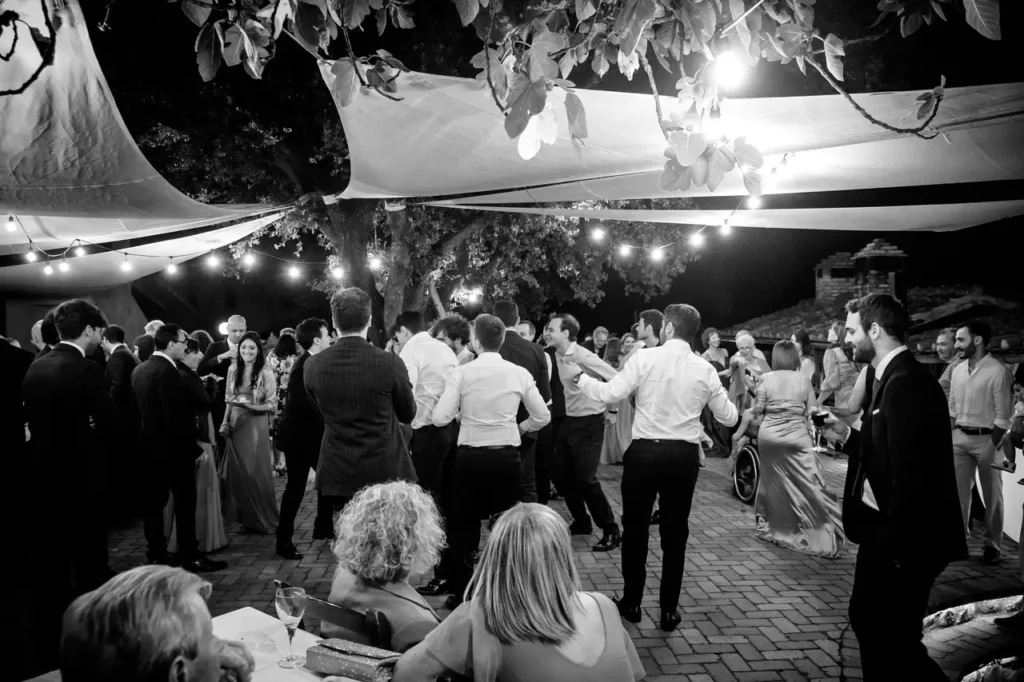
top-left (1001, 447), bottom-right (1023, 542)
top-left (213, 606), bottom-right (356, 682)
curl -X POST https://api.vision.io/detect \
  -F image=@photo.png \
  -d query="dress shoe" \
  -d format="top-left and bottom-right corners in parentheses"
top-left (416, 578), bottom-right (452, 596)
top-left (660, 611), bottom-right (682, 632)
top-left (650, 509), bottom-right (661, 525)
top-left (568, 521), bottom-right (594, 536)
top-left (181, 556), bottom-right (228, 572)
top-left (612, 597), bottom-right (641, 623)
top-left (148, 551), bottom-right (177, 566)
top-left (593, 529), bottom-right (621, 552)
top-left (276, 544), bottom-right (303, 560)
top-left (549, 487), bottom-right (562, 501)
top-left (981, 546), bottom-right (1002, 565)
top-left (444, 594), bottom-right (464, 610)
top-left (312, 527), bottom-right (336, 541)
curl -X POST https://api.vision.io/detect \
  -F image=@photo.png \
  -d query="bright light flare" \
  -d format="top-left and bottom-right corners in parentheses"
top-left (330, 266), bottom-right (344, 280)
top-left (206, 254), bottom-right (220, 268)
top-left (369, 256), bottom-right (383, 271)
top-left (25, 251), bottom-right (37, 262)
top-left (5, 216), bottom-right (16, 233)
top-left (58, 261), bottom-right (69, 273)
top-left (218, 322), bottom-right (229, 335)
top-left (590, 227), bottom-right (606, 243)
top-left (74, 246), bottom-right (86, 257)
top-left (747, 196), bottom-right (762, 209)
top-left (242, 253), bottom-right (256, 266)
top-left (287, 265), bottom-right (301, 279)
top-left (689, 232), bottom-right (705, 248)
top-left (618, 244), bottom-right (631, 257)
top-left (166, 262), bottom-right (179, 275)
top-left (121, 258), bottom-right (133, 272)
top-left (714, 51), bottom-right (747, 90)
top-left (43, 263), bottom-right (53, 276)
top-left (650, 248), bottom-right (665, 262)
top-left (720, 221), bottom-right (733, 236)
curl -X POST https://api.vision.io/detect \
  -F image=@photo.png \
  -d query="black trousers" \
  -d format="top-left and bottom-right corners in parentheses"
top-left (555, 414), bottom-right (616, 531)
top-left (432, 426), bottom-right (461, 581)
top-left (536, 416), bottom-right (562, 505)
top-left (621, 439), bottom-right (700, 613)
top-left (276, 444), bottom-right (327, 547)
top-left (446, 446), bottom-right (522, 591)
top-left (411, 424), bottom-right (455, 497)
top-left (318, 495), bottom-right (354, 535)
top-left (849, 542), bottom-right (948, 681)
top-left (519, 433), bottom-right (538, 503)
top-left (143, 455), bottom-right (198, 560)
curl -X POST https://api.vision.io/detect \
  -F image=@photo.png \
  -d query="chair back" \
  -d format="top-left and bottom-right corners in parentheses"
top-left (303, 595), bottom-right (394, 650)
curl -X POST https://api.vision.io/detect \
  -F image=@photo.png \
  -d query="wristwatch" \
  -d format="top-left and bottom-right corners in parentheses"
top-left (572, 373), bottom-right (583, 385)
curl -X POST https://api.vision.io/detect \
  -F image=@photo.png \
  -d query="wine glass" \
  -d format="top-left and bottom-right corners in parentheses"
top-left (275, 587), bottom-right (307, 669)
top-left (810, 406), bottom-right (838, 457)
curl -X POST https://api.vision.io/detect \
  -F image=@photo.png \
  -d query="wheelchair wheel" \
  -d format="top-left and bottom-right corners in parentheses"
top-left (732, 443), bottom-right (759, 504)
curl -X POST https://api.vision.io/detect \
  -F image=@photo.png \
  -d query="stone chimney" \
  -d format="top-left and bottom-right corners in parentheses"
top-left (814, 252), bottom-right (856, 306)
top-left (853, 239), bottom-right (907, 304)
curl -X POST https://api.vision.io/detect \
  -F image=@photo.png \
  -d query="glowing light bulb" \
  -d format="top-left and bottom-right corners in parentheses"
top-left (166, 262), bottom-right (179, 275)
top-left (689, 232), bottom-right (705, 248)
top-left (747, 196), bottom-right (762, 209)
top-left (618, 244), bottom-right (631, 257)
top-left (58, 261), bottom-right (69, 273)
top-left (287, 265), bottom-right (301, 279)
top-left (369, 256), bottom-right (383, 271)
top-left (714, 51), bottom-right (747, 90)
top-left (650, 248), bottom-right (665, 262)
top-left (206, 254), bottom-right (220, 268)
top-left (720, 221), bottom-right (733, 236)
top-left (74, 246), bottom-right (86, 257)
top-left (243, 253), bottom-right (256, 266)
top-left (43, 263), bottom-right (53, 275)
top-left (5, 216), bottom-right (16, 232)
top-left (590, 227), bottom-right (606, 243)
top-left (331, 266), bottom-right (344, 280)
top-left (25, 251), bottom-right (38, 262)
top-left (218, 322), bottom-right (229, 335)
top-left (121, 258), bottom-right (133, 272)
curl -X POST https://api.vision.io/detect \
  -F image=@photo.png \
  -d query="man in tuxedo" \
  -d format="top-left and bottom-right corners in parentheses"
top-left (276, 317), bottom-right (331, 558)
top-left (305, 288), bottom-right (417, 528)
top-left (32, 310), bottom-right (59, 361)
top-left (100, 325), bottom-right (141, 519)
top-left (133, 324), bottom-right (226, 572)
top-left (827, 293), bottom-right (966, 681)
top-left (21, 299), bottom-right (116, 674)
top-left (494, 300), bottom-right (551, 503)
top-left (198, 314), bottom-right (247, 430)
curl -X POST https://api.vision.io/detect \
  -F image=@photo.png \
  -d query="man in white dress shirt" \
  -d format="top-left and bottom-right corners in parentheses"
top-left (396, 311), bottom-right (458, 496)
top-left (431, 314), bottom-right (550, 608)
top-left (563, 304), bottom-right (737, 632)
top-left (545, 313), bottom-right (621, 552)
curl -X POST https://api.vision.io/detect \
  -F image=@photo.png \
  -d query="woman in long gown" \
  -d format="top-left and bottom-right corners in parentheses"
top-left (599, 338), bottom-right (633, 465)
top-left (752, 340), bottom-right (845, 558)
top-left (220, 331), bottom-right (280, 534)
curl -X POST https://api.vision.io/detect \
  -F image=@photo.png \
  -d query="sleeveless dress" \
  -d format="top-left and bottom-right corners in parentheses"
top-left (752, 371), bottom-right (845, 558)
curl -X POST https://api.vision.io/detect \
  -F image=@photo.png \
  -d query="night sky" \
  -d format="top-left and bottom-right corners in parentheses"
top-left (85, 1), bottom-right (1023, 337)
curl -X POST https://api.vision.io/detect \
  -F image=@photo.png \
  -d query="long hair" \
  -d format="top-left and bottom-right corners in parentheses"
top-left (466, 503), bottom-right (581, 645)
top-left (602, 336), bottom-right (623, 368)
top-left (190, 329), bottom-right (213, 355)
top-left (772, 340), bottom-right (801, 371)
top-left (233, 331), bottom-right (265, 392)
top-left (272, 333), bottom-right (298, 359)
top-left (793, 328), bottom-right (813, 358)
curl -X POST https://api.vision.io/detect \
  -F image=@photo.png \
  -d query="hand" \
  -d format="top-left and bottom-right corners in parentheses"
top-left (197, 449), bottom-right (211, 466)
top-left (215, 638), bottom-right (255, 682)
top-left (605, 412), bottom-right (618, 425)
top-left (219, 350), bottom-right (234, 363)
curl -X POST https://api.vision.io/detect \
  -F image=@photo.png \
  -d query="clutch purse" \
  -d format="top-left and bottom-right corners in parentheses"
top-left (305, 638), bottom-right (400, 682)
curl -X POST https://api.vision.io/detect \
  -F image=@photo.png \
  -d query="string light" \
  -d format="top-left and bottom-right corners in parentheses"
top-left (58, 260), bottom-right (69, 273)
top-left (330, 266), bottom-right (344, 280)
top-left (467, 287), bottom-right (483, 303)
top-left (689, 232), bottom-right (705, 248)
top-left (25, 250), bottom-right (38, 262)
top-left (746, 196), bottom-right (762, 209)
top-left (242, 252), bottom-right (256, 266)
top-left (617, 244), bottom-right (631, 257)
top-left (650, 248), bottom-right (665, 262)
top-left (206, 254), bottom-right (220, 268)
top-left (590, 226), bottom-right (606, 243)
top-left (287, 265), bottom-right (301, 279)
top-left (369, 256), bottom-right (383, 271)
top-left (74, 246), bottom-right (86, 257)
top-left (714, 51), bottom-right (747, 90)
top-left (5, 215), bottom-right (16, 233)
top-left (166, 261), bottom-right (179, 275)
top-left (720, 221), bottom-right (733, 236)
top-left (121, 255), bottom-right (132, 272)
top-left (43, 263), bottom-right (53, 275)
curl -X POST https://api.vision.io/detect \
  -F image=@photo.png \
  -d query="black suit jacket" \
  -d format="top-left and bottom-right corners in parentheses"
top-left (178, 364), bottom-right (214, 443)
top-left (841, 351), bottom-right (967, 577)
top-left (2, 341), bottom-right (34, 467)
top-left (499, 331), bottom-right (552, 425)
top-left (304, 336), bottom-right (417, 497)
top-left (277, 350), bottom-right (324, 457)
top-left (131, 356), bottom-right (202, 461)
top-left (197, 339), bottom-right (233, 404)
top-left (22, 344), bottom-right (116, 499)
top-left (106, 345), bottom-right (140, 422)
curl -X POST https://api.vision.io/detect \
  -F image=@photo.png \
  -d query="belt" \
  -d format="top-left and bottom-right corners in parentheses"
top-left (956, 425), bottom-right (993, 436)
top-left (634, 438), bottom-right (696, 445)
top-left (461, 445), bottom-right (516, 450)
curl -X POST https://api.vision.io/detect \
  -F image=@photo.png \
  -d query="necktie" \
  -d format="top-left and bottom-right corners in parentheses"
top-left (872, 376), bottom-right (881, 402)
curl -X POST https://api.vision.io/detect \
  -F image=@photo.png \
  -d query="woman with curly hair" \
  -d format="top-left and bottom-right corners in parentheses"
top-left (325, 481), bottom-right (444, 653)
top-left (393, 503), bottom-right (644, 682)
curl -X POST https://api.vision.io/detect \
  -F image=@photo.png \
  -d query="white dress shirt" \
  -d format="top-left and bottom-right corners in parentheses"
top-left (432, 352), bottom-right (550, 447)
top-left (948, 353), bottom-right (1012, 430)
top-left (873, 344), bottom-right (906, 381)
top-left (152, 350), bottom-right (177, 367)
top-left (456, 347), bottom-right (475, 366)
top-left (400, 331), bottom-right (458, 430)
top-left (557, 342), bottom-right (618, 417)
top-left (58, 341), bottom-right (86, 357)
top-left (577, 338), bottom-right (738, 443)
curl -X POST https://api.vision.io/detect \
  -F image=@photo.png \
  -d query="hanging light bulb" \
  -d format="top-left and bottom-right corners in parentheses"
top-left (468, 287), bottom-right (483, 304)
top-left (590, 226), bottom-right (606, 243)
top-left (242, 252), bottom-right (256, 267)
top-left (43, 263), bottom-right (53, 276)
top-left (206, 254), bottom-right (220, 268)
top-left (720, 221), bottom-right (733, 236)
top-left (650, 247), bottom-right (665, 262)
top-left (746, 196), bottom-right (762, 209)
top-left (287, 265), bottom-right (301, 279)
top-left (5, 216), bottom-right (16, 233)
top-left (121, 255), bottom-right (132, 272)
top-left (74, 246), bottom-right (86, 257)
top-left (58, 260), bottom-right (70, 273)
top-left (618, 244), bottom-right (631, 258)
top-left (369, 256), bottom-right (383, 271)
top-left (166, 261), bottom-right (179, 275)
top-left (25, 250), bottom-right (38, 262)
top-left (689, 232), bottom-right (705, 248)
top-left (331, 266), bottom-right (344, 280)
top-left (714, 51), bottom-right (747, 90)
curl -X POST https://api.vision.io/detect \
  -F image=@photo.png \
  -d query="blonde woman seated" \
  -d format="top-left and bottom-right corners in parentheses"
top-left (393, 503), bottom-right (645, 682)
top-left (751, 341), bottom-right (845, 559)
top-left (325, 481), bottom-right (443, 653)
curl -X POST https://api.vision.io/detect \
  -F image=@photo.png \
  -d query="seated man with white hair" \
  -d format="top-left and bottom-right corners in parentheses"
top-left (60, 565), bottom-right (255, 682)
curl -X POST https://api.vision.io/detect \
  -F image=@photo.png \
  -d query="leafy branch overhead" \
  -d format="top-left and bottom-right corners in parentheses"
top-left (176, 0), bottom-right (1001, 198)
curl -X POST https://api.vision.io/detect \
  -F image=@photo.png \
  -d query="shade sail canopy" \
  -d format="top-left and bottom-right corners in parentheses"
top-left (0, 211), bottom-right (287, 295)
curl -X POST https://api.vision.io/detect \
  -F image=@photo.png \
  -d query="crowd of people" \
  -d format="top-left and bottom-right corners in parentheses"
top-left (4, 288), bottom-right (1022, 682)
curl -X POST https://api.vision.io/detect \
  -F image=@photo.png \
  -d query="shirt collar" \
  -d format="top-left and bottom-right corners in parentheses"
top-left (874, 345), bottom-right (907, 379)
top-left (405, 331), bottom-right (431, 349)
top-left (474, 351), bottom-right (503, 362)
top-left (152, 350), bottom-right (177, 367)
top-left (664, 338), bottom-right (692, 351)
top-left (58, 341), bottom-right (86, 357)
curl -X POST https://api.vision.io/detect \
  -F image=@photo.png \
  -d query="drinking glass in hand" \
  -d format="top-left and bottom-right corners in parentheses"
top-left (810, 408), bottom-right (829, 428)
top-left (275, 587), bottom-right (307, 669)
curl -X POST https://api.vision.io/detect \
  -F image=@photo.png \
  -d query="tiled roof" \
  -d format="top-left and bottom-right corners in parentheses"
top-left (815, 252), bottom-right (855, 270)
top-left (854, 239), bottom-right (906, 259)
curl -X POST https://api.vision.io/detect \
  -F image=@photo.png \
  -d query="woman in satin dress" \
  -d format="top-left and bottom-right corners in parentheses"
top-left (220, 331), bottom-right (280, 534)
top-left (752, 340), bottom-right (845, 558)
top-left (599, 338), bottom-right (633, 465)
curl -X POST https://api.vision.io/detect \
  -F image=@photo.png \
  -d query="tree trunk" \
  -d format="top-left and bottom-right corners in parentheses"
top-left (381, 206), bottom-right (414, 332)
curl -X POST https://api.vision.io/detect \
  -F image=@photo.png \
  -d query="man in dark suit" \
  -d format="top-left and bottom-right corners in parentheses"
top-left (197, 313), bottom-right (248, 429)
top-left (21, 299), bottom-right (116, 675)
top-left (827, 293), bottom-right (966, 681)
top-left (276, 317), bottom-right (332, 559)
top-left (100, 325), bottom-right (141, 519)
top-left (32, 310), bottom-right (59, 361)
top-left (305, 287), bottom-right (417, 529)
top-left (2, 337), bottom-right (33, 469)
top-left (133, 323), bottom-right (226, 572)
top-left (493, 300), bottom-right (552, 502)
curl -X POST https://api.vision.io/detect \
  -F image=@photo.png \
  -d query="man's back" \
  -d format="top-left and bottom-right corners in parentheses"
top-left (107, 346), bottom-right (139, 414)
top-left (304, 336), bottom-right (417, 497)
top-left (278, 351), bottom-right (324, 452)
top-left (499, 331), bottom-right (552, 420)
top-left (132, 357), bottom-right (187, 454)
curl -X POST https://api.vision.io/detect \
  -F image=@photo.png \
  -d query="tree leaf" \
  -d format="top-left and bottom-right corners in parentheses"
top-left (659, 158), bottom-right (691, 192)
top-left (728, 0), bottom-right (752, 53)
top-left (931, 0), bottom-right (947, 22)
top-left (900, 11), bottom-right (923, 37)
top-left (292, 3), bottom-right (326, 55)
top-left (221, 24), bottom-right (245, 67)
top-left (733, 136), bottom-right (764, 169)
top-left (244, 19), bottom-right (272, 48)
top-left (705, 153), bottom-right (725, 191)
top-left (471, 48), bottom-right (509, 102)
top-left (504, 78), bottom-right (548, 139)
top-left (713, 144), bottom-right (737, 172)
top-left (823, 33), bottom-right (844, 81)
top-left (611, 0), bottom-right (657, 56)
top-left (453, 0), bottom-right (479, 26)
top-left (330, 58), bottom-right (361, 107)
top-left (670, 129), bottom-right (708, 166)
top-left (270, 0), bottom-right (296, 38)
top-left (376, 7), bottom-right (387, 34)
top-left (182, 0), bottom-right (211, 27)
top-left (576, 0), bottom-right (597, 21)
top-left (690, 153), bottom-right (709, 186)
top-left (656, 20), bottom-right (683, 62)
top-left (339, 0), bottom-right (373, 28)
top-left (617, 48), bottom-right (640, 80)
top-left (529, 30), bottom-right (567, 81)
top-left (591, 35), bottom-right (610, 76)
top-left (742, 166), bottom-right (762, 196)
top-left (194, 22), bottom-right (222, 82)
top-left (964, 0), bottom-right (1000, 40)
top-left (390, 3), bottom-right (415, 29)
top-left (565, 91), bottom-right (588, 139)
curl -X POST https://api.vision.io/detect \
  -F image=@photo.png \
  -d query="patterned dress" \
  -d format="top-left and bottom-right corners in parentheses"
top-left (267, 352), bottom-right (297, 441)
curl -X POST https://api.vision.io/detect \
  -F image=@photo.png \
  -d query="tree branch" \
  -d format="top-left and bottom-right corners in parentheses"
top-left (806, 56), bottom-right (941, 139)
top-left (811, 26), bottom-right (893, 55)
top-left (341, 24), bottom-right (368, 87)
top-left (483, 3), bottom-right (505, 113)
top-left (638, 51), bottom-right (670, 141)
top-left (0, 0), bottom-right (56, 97)
top-left (720, 0), bottom-right (767, 36)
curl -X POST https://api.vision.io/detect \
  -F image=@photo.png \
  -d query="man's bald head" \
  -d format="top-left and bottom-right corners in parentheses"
top-left (226, 315), bottom-right (247, 345)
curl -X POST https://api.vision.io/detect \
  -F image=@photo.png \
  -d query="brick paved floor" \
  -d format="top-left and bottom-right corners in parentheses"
top-left (108, 456), bottom-right (1021, 682)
